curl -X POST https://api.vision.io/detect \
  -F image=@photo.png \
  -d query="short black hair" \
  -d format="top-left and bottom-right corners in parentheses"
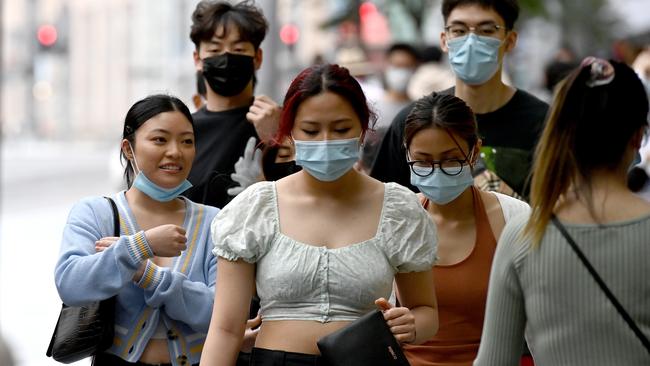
top-left (419, 46), bottom-right (443, 63)
top-left (190, 0), bottom-right (268, 50)
top-left (442, 0), bottom-right (520, 30)
top-left (386, 43), bottom-right (421, 61)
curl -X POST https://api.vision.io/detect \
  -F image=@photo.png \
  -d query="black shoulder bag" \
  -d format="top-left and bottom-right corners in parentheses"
top-left (317, 310), bottom-right (411, 366)
top-left (46, 197), bottom-right (119, 363)
top-left (551, 215), bottom-right (650, 355)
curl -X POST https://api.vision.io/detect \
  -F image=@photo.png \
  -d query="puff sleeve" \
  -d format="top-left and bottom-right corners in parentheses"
top-left (211, 182), bottom-right (276, 263)
top-left (380, 183), bottom-right (438, 273)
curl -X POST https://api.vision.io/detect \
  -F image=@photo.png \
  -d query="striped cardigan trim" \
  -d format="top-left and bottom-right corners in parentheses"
top-left (126, 231), bottom-right (154, 264)
top-left (137, 261), bottom-right (163, 289)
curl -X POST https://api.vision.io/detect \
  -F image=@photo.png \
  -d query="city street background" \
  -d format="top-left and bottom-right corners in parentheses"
top-left (1, 0), bottom-right (649, 365)
top-left (1, 139), bottom-right (116, 366)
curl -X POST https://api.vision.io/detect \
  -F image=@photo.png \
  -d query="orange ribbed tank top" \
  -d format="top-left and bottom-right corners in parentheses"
top-left (404, 186), bottom-right (497, 366)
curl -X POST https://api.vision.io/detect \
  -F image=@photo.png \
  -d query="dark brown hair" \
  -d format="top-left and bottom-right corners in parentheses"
top-left (190, 0), bottom-right (268, 50)
top-left (525, 59), bottom-right (649, 244)
top-left (404, 92), bottom-right (478, 155)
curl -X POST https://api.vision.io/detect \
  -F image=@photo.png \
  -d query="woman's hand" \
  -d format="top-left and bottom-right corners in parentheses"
top-left (95, 236), bottom-right (118, 252)
top-left (95, 236), bottom-right (147, 282)
top-left (144, 224), bottom-right (187, 257)
top-left (375, 297), bottom-right (416, 344)
top-left (246, 95), bottom-right (281, 143)
top-left (240, 312), bottom-right (262, 353)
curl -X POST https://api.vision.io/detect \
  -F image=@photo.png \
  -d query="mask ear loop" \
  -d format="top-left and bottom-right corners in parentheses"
top-left (127, 142), bottom-right (142, 175)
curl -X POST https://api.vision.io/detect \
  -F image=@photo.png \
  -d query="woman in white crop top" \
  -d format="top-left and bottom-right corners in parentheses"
top-left (201, 64), bottom-right (439, 366)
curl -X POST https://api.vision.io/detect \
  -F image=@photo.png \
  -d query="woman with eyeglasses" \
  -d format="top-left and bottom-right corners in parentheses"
top-left (399, 92), bottom-right (529, 366)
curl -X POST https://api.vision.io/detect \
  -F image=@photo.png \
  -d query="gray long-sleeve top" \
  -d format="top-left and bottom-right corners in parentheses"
top-left (474, 212), bottom-right (650, 366)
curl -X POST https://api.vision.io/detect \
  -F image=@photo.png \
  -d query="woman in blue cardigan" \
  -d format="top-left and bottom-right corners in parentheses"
top-left (54, 94), bottom-right (218, 366)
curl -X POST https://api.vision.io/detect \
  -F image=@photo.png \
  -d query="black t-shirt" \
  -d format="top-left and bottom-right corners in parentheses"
top-left (371, 88), bottom-right (548, 198)
top-left (184, 105), bottom-right (258, 209)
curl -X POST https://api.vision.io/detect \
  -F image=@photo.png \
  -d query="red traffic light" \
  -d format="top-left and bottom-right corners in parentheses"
top-left (37, 24), bottom-right (58, 47)
top-left (279, 24), bottom-right (299, 46)
top-left (359, 2), bottom-right (378, 19)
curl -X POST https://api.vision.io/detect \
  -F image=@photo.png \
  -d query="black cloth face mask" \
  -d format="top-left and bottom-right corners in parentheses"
top-left (263, 161), bottom-right (302, 181)
top-left (202, 53), bottom-right (255, 97)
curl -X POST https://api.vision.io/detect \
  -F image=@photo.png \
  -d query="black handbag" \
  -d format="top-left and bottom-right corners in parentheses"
top-left (46, 197), bottom-right (119, 363)
top-left (317, 310), bottom-right (411, 366)
top-left (551, 216), bottom-right (650, 355)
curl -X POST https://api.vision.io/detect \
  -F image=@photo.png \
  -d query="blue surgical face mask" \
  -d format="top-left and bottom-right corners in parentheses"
top-left (410, 165), bottom-right (474, 205)
top-left (385, 66), bottom-right (414, 93)
top-left (294, 137), bottom-right (360, 182)
top-left (129, 143), bottom-right (193, 202)
top-left (447, 33), bottom-right (502, 85)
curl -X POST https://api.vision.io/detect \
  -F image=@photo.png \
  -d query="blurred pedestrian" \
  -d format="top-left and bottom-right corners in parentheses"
top-left (371, 0), bottom-right (548, 201)
top-left (55, 95), bottom-right (219, 366)
top-left (474, 58), bottom-right (650, 365)
top-left (543, 45), bottom-right (579, 98)
top-left (201, 63), bottom-right (439, 366)
top-left (407, 45), bottom-right (455, 100)
top-left (360, 43), bottom-right (421, 173)
top-left (401, 92), bottom-right (529, 366)
top-left (0, 333), bottom-right (14, 366)
top-left (260, 138), bottom-right (302, 181)
top-left (632, 47), bottom-right (650, 98)
top-left (184, 0), bottom-right (281, 209)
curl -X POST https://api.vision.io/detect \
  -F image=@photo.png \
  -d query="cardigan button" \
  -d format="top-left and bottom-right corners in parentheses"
top-left (167, 330), bottom-right (178, 340)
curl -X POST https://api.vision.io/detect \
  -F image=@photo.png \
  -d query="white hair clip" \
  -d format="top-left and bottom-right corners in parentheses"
top-left (581, 56), bottom-right (615, 87)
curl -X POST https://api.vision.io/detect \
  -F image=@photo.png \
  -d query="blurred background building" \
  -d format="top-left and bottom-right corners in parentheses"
top-left (2, 0), bottom-right (649, 141)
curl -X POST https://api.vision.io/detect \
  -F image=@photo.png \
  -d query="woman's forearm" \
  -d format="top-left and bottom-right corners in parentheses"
top-left (411, 305), bottom-right (438, 344)
top-left (200, 326), bottom-right (244, 366)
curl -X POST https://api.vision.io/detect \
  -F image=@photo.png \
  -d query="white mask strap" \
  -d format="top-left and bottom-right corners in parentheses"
top-left (127, 142), bottom-right (141, 174)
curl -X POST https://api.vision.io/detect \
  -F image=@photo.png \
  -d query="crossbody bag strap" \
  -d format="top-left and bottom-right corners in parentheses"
top-left (551, 215), bottom-right (650, 354)
top-left (104, 196), bottom-right (120, 237)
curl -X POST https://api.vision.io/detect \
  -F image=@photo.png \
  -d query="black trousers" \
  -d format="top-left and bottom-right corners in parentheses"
top-left (249, 348), bottom-right (327, 366)
top-left (92, 352), bottom-right (198, 366)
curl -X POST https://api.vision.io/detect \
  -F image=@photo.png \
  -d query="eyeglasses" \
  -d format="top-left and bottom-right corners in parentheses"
top-left (444, 23), bottom-right (505, 39)
top-left (407, 158), bottom-right (468, 177)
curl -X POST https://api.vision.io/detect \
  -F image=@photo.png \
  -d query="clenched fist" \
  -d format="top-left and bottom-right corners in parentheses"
top-left (144, 224), bottom-right (187, 257)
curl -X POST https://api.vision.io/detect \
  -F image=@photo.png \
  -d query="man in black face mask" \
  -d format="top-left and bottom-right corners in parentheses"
top-left (186, 0), bottom-right (280, 209)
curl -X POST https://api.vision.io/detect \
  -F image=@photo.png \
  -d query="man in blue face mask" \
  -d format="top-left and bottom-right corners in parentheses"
top-left (371, 0), bottom-right (548, 201)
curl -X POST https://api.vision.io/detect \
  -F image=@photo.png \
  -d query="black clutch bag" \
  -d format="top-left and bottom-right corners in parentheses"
top-left (46, 197), bottom-right (119, 363)
top-left (317, 310), bottom-right (411, 366)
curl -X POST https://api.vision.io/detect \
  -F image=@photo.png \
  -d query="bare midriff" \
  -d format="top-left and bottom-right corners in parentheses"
top-left (138, 339), bottom-right (170, 364)
top-left (137, 257), bottom-right (174, 364)
top-left (255, 320), bottom-right (352, 354)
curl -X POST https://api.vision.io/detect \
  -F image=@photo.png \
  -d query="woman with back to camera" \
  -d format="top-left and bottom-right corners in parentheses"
top-left (201, 63), bottom-right (440, 366)
top-left (399, 92), bottom-right (529, 366)
top-left (474, 58), bottom-right (650, 365)
top-left (55, 95), bottom-right (219, 366)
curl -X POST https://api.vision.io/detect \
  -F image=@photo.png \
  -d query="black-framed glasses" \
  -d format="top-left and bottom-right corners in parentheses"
top-left (444, 23), bottom-right (505, 39)
top-left (407, 158), bottom-right (468, 177)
